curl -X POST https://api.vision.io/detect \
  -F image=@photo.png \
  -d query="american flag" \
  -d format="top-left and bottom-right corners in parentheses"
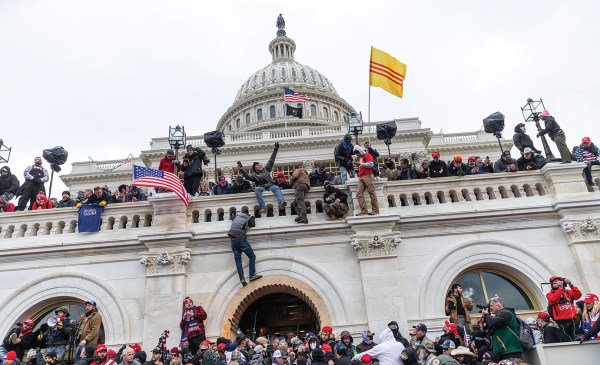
top-left (284, 87), bottom-right (310, 102)
top-left (132, 165), bottom-right (190, 205)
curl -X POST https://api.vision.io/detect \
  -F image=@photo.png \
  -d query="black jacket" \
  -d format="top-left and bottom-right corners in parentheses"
top-left (0, 167), bottom-right (20, 195)
top-left (181, 148), bottom-right (209, 177)
top-left (494, 158), bottom-right (518, 173)
top-left (398, 167), bottom-right (417, 180)
top-left (323, 187), bottom-right (348, 204)
top-left (429, 160), bottom-right (448, 177)
top-left (2, 327), bottom-right (35, 360)
top-left (513, 125), bottom-right (540, 153)
top-left (240, 147), bottom-right (279, 187)
top-left (334, 141), bottom-right (354, 170)
top-left (56, 198), bottom-right (77, 208)
top-left (517, 155), bottom-right (539, 171)
top-left (45, 322), bottom-right (73, 346)
top-left (309, 171), bottom-right (330, 187)
top-left (542, 323), bottom-right (564, 343)
top-left (539, 116), bottom-right (562, 139)
top-left (231, 181), bottom-right (254, 194)
top-left (448, 162), bottom-right (467, 176)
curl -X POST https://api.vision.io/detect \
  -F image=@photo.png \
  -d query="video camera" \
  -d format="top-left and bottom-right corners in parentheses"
top-left (476, 303), bottom-right (490, 313)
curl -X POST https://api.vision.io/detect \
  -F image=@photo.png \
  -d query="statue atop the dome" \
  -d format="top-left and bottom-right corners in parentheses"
top-left (276, 13), bottom-right (286, 37)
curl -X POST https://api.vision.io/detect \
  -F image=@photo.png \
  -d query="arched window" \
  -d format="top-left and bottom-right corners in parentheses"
top-left (269, 105), bottom-right (276, 119)
top-left (323, 107), bottom-right (329, 118)
top-left (450, 270), bottom-right (535, 313)
top-left (236, 118), bottom-right (241, 129)
top-left (310, 104), bottom-right (317, 116)
top-left (228, 123), bottom-right (232, 132)
top-left (334, 111), bottom-right (339, 121)
top-left (257, 108), bottom-right (263, 121)
top-left (270, 69), bottom-right (276, 81)
top-left (245, 113), bottom-right (251, 125)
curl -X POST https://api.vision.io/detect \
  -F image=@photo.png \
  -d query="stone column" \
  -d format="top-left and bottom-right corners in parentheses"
top-left (560, 218), bottom-right (600, 293)
top-left (138, 193), bottom-right (194, 349)
top-left (347, 215), bottom-right (406, 332)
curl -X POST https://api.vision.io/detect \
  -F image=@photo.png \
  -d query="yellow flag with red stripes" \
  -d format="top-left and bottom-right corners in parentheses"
top-left (369, 47), bottom-right (407, 98)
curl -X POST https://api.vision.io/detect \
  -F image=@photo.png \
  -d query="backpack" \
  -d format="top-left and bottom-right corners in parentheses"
top-left (507, 316), bottom-right (535, 351)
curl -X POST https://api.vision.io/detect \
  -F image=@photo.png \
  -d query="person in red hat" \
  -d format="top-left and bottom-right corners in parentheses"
top-left (581, 293), bottom-right (600, 339)
top-left (275, 172), bottom-right (291, 190)
top-left (97, 344), bottom-right (116, 365)
top-left (574, 136), bottom-right (600, 187)
top-left (546, 276), bottom-right (582, 342)
top-left (179, 297), bottom-right (208, 355)
top-left (429, 151), bottom-right (448, 178)
top-left (1, 319), bottom-right (35, 361)
top-left (536, 312), bottom-right (562, 344)
top-left (536, 109), bottom-right (571, 163)
top-left (3, 351), bottom-right (18, 365)
top-left (319, 326), bottom-right (334, 346)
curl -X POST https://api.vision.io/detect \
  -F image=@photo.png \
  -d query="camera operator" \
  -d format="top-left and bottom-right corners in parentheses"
top-left (546, 276), bottom-right (582, 342)
top-left (481, 297), bottom-right (522, 361)
top-left (1, 319), bottom-right (36, 361)
top-left (180, 145), bottom-right (210, 196)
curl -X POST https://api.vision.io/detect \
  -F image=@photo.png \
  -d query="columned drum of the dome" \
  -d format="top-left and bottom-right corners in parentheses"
top-left (217, 15), bottom-right (355, 133)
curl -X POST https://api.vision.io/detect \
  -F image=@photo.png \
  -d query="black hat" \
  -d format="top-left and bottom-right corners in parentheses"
top-left (84, 345), bottom-right (95, 358)
top-left (502, 150), bottom-right (511, 157)
top-left (62, 191), bottom-right (71, 196)
top-left (252, 162), bottom-right (261, 171)
top-left (235, 333), bottom-right (247, 344)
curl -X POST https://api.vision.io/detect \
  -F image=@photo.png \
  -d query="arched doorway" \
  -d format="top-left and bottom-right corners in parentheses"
top-left (238, 293), bottom-right (319, 338)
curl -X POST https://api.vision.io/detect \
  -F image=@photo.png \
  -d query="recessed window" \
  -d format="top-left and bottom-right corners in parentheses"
top-left (291, 68), bottom-right (297, 78)
top-left (261, 72), bottom-right (266, 83)
top-left (245, 113), bottom-right (251, 125)
top-left (281, 68), bottom-right (287, 79)
top-left (310, 104), bottom-right (317, 116)
top-left (257, 108), bottom-right (263, 121)
top-left (310, 71), bottom-right (316, 82)
top-left (271, 69), bottom-right (276, 81)
top-left (451, 271), bottom-right (535, 313)
top-left (301, 69), bottom-right (307, 79)
top-left (334, 111), bottom-right (339, 121)
top-left (270, 105), bottom-right (276, 118)
top-left (236, 118), bottom-right (241, 129)
top-left (323, 107), bottom-right (329, 118)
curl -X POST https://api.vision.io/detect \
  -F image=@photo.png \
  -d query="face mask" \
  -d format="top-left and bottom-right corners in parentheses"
top-left (310, 343), bottom-right (316, 350)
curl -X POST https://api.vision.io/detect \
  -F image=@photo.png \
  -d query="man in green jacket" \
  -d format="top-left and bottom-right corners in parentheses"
top-left (482, 297), bottom-right (522, 361)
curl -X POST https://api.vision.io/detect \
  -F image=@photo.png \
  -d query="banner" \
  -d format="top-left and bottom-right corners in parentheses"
top-left (78, 205), bottom-right (104, 233)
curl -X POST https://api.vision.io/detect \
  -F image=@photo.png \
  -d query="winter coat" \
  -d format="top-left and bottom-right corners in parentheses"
top-left (277, 181), bottom-right (291, 190)
top-left (240, 147), bottom-right (279, 187)
top-left (448, 163), bottom-right (467, 176)
top-left (429, 160), bottom-right (448, 177)
top-left (517, 155), bottom-right (539, 171)
top-left (355, 341), bottom-right (376, 354)
top-left (158, 156), bottom-right (178, 174)
top-left (334, 140), bottom-right (354, 171)
top-left (417, 167), bottom-right (433, 179)
top-left (365, 147), bottom-right (380, 169)
top-left (546, 286), bottom-right (582, 321)
top-left (466, 163), bottom-right (483, 175)
top-left (45, 320), bottom-right (73, 346)
top-left (231, 180), bottom-right (253, 194)
top-left (333, 356), bottom-right (351, 365)
top-left (484, 307), bottom-right (522, 357)
top-left (541, 322), bottom-right (563, 343)
top-left (574, 143), bottom-right (600, 162)
top-left (56, 198), bottom-right (76, 208)
top-left (513, 125), bottom-right (538, 153)
top-left (0, 167), bottom-right (20, 195)
top-left (126, 187), bottom-right (148, 202)
top-left (338, 331), bottom-right (357, 359)
top-left (77, 308), bottom-right (102, 346)
top-left (409, 334), bottom-right (435, 350)
top-left (291, 168), bottom-right (311, 190)
top-left (24, 164), bottom-right (49, 185)
top-left (228, 212), bottom-right (256, 239)
top-left (181, 149), bottom-right (209, 177)
top-left (493, 158), bottom-right (518, 173)
top-left (2, 327), bottom-right (35, 360)
top-left (309, 171), bottom-right (330, 187)
top-left (398, 167), bottom-right (417, 180)
top-left (32, 195), bottom-right (53, 209)
top-left (212, 182), bottom-right (232, 195)
top-left (538, 116), bottom-right (562, 139)
top-left (179, 305), bottom-right (207, 339)
top-left (323, 187), bottom-right (348, 204)
top-left (445, 293), bottom-right (474, 324)
top-left (353, 328), bottom-right (404, 365)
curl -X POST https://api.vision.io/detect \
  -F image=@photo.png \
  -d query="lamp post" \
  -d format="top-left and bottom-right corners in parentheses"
top-left (168, 125), bottom-right (186, 176)
top-left (521, 98), bottom-right (555, 161)
top-left (347, 112), bottom-right (364, 146)
top-left (0, 139), bottom-right (11, 163)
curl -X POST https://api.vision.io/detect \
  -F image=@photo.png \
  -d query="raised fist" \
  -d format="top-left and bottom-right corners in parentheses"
top-left (274, 142), bottom-right (280, 149)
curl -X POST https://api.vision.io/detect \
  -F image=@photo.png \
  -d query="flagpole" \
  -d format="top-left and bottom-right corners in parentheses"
top-left (283, 87), bottom-right (288, 129)
top-left (368, 85), bottom-right (372, 144)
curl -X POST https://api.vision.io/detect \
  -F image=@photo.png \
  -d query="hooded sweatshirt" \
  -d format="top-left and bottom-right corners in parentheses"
top-left (0, 166), bottom-right (20, 196)
top-left (353, 328), bottom-right (405, 365)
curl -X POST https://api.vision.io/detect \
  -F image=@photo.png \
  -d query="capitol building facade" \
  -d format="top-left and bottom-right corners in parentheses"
top-left (0, 16), bottom-right (599, 364)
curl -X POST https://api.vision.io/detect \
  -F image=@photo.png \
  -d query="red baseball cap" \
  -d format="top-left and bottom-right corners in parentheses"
top-left (4, 352), bottom-right (17, 361)
top-left (321, 344), bottom-right (332, 353)
top-left (107, 350), bottom-right (117, 359)
top-left (217, 343), bottom-right (226, 351)
top-left (361, 354), bottom-right (372, 363)
top-left (129, 344), bottom-right (141, 353)
top-left (583, 293), bottom-right (598, 304)
top-left (202, 339), bottom-right (215, 345)
top-left (432, 151), bottom-right (441, 158)
top-left (537, 312), bottom-right (550, 321)
top-left (582, 137), bottom-right (591, 143)
top-left (321, 326), bottom-right (333, 333)
top-left (96, 344), bottom-right (107, 352)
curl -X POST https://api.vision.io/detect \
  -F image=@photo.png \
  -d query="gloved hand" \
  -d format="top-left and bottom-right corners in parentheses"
top-left (76, 203), bottom-right (82, 209)
top-left (33, 177), bottom-right (42, 184)
top-left (99, 201), bottom-right (107, 207)
top-left (274, 142), bottom-right (280, 149)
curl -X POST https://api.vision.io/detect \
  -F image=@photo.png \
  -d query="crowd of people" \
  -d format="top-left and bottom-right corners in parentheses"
top-left (1, 109), bottom-right (598, 214)
top-left (1, 276), bottom-right (598, 365)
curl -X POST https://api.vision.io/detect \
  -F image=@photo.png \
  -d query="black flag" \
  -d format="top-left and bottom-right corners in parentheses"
top-left (285, 104), bottom-right (303, 119)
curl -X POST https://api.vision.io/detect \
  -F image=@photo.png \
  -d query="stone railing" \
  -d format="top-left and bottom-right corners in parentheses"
top-left (0, 202), bottom-right (154, 239)
top-left (1, 163), bottom-right (595, 239)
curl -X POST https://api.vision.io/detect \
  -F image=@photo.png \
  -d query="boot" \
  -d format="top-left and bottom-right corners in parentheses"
top-left (249, 274), bottom-right (262, 282)
top-left (296, 214), bottom-right (308, 224)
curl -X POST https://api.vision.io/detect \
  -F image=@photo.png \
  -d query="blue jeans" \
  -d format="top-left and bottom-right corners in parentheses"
top-left (339, 166), bottom-right (354, 184)
top-left (75, 344), bottom-right (84, 362)
top-left (584, 160), bottom-right (600, 181)
top-left (255, 185), bottom-right (284, 208)
top-left (231, 238), bottom-right (256, 281)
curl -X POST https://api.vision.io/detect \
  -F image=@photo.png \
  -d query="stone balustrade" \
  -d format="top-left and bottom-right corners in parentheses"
top-left (1, 163), bottom-right (594, 240)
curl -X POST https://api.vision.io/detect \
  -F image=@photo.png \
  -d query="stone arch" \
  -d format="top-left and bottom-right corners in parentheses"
top-left (203, 255), bottom-right (350, 337)
top-left (0, 272), bottom-right (131, 345)
top-left (418, 240), bottom-right (553, 319)
top-left (221, 275), bottom-right (331, 337)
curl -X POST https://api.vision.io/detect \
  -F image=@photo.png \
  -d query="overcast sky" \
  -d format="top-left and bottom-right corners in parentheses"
top-left (1, 0), bottom-right (598, 198)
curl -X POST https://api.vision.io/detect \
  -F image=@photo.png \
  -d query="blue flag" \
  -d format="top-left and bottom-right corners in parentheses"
top-left (78, 205), bottom-right (104, 233)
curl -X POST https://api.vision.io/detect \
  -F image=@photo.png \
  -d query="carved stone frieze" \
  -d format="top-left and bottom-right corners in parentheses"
top-left (303, 160), bottom-right (315, 171)
top-left (561, 217), bottom-right (600, 243)
top-left (139, 250), bottom-right (191, 275)
top-left (221, 166), bottom-right (234, 179)
top-left (351, 234), bottom-right (400, 259)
